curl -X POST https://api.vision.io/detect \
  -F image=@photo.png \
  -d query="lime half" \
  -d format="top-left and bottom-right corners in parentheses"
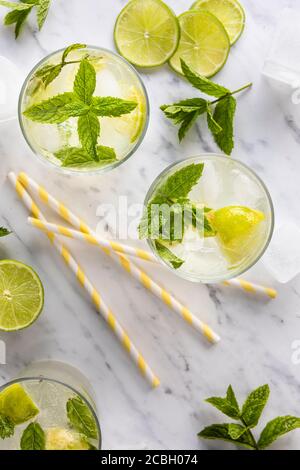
top-left (207, 206), bottom-right (265, 265)
top-left (169, 10), bottom-right (230, 77)
top-left (191, 0), bottom-right (246, 45)
top-left (114, 0), bottom-right (180, 68)
top-left (0, 260), bottom-right (44, 331)
top-left (0, 383), bottom-right (39, 424)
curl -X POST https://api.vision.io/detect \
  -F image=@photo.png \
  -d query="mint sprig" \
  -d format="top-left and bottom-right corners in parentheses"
top-left (155, 241), bottom-right (184, 269)
top-left (199, 384), bottom-right (300, 450)
top-left (24, 55), bottom-right (137, 164)
top-left (161, 59), bottom-right (252, 155)
top-left (20, 422), bottom-right (45, 450)
top-left (35, 43), bottom-right (87, 88)
top-left (0, 0), bottom-right (51, 38)
top-left (67, 395), bottom-right (98, 440)
top-left (0, 413), bottom-right (14, 439)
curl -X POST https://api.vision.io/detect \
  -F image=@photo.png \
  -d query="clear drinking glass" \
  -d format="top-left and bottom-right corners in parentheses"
top-left (0, 361), bottom-right (101, 450)
top-left (19, 46), bottom-right (149, 174)
top-left (144, 154), bottom-right (274, 283)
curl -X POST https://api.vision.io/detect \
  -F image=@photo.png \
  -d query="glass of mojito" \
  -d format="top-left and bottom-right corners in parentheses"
top-left (140, 154), bottom-right (274, 283)
top-left (19, 44), bottom-right (149, 173)
top-left (0, 361), bottom-right (101, 450)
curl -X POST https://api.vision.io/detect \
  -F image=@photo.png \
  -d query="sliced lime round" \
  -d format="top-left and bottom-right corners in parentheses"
top-left (169, 10), bottom-right (230, 77)
top-left (0, 260), bottom-right (44, 331)
top-left (191, 0), bottom-right (246, 45)
top-left (114, 0), bottom-right (180, 68)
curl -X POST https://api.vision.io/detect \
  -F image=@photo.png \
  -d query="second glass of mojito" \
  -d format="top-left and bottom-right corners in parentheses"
top-left (0, 361), bottom-right (101, 450)
top-left (19, 45), bottom-right (149, 173)
top-left (140, 154), bottom-right (274, 283)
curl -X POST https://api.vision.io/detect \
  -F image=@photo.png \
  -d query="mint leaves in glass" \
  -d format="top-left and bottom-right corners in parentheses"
top-left (19, 44), bottom-right (148, 172)
top-left (140, 155), bottom-right (274, 283)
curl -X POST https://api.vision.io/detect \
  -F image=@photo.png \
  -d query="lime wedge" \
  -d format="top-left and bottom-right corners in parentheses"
top-left (45, 428), bottom-right (92, 450)
top-left (114, 0), bottom-right (180, 67)
top-left (0, 260), bottom-right (44, 331)
top-left (207, 206), bottom-right (265, 264)
top-left (191, 0), bottom-right (246, 45)
top-left (0, 383), bottom-right (39, 424)
top-left (169, 10), bottom-right (230, 77)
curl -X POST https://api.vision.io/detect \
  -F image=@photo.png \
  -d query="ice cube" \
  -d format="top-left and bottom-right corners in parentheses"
top-left (232, 170), bottom-right (263, 208)
top-left (262, 222), bottom-right (300, 283)
top-left (94, 69), bottom-right (122, 97)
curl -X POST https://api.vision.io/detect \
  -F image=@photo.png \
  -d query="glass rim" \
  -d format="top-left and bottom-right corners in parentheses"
top-left (18, 45), bottom-right (150, 176)
top-left (0, 375), bottom-right (102, 449)
top-left (144, 154), bottom-right (275, 284)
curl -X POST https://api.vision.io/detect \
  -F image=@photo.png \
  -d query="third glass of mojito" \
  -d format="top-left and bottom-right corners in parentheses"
top-left (19, 45), bottom-right (149, 173)
top-left (140, 154), bottom-right (274, 283)
top-left (0, 361), bottom-right (101, 450)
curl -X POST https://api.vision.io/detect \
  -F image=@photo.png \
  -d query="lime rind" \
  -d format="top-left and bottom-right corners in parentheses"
top-left (169, 10), bottom-right (230, 78)
top-left (0, 260), bottom-right (44, 332)
top-left (114, 0), bottom-right (180, 68)
top-left (190, 0), bottom-right (246, 45)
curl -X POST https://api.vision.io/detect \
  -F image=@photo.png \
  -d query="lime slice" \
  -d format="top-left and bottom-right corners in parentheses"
top-left (114, 0), bottom-right (180, 67)
top-left (0, 260), bottom-right (44, 331)
top-left (169, 10), bottom-right (230, 77)
top-left (207, 206), bottom-right (265, 264)
top-left (0, 384), bottom-right (39, 424)
top-left (45, 428), bottom-right (92, 450)
top-left (116, 85), bottom-right (147, 142)
top-left (191, 0), bottom-right (246, 45)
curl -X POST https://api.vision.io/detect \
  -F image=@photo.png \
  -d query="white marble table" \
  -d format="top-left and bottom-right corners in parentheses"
top-left (1, 0), bottom-right (300, 450)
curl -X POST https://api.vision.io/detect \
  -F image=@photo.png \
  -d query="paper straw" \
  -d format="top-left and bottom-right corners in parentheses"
top-left (27, 217), bottom-right (156, 263)
top-left (8, 172), bottom-right (160, 388)
top-left (223, 278), bottom-right (277, 299)
top-left (19, 172), bottom-right (220, 343)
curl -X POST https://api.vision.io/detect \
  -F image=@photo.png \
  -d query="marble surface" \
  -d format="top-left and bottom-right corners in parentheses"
top-left (0, 0), bottom-right (300, 450)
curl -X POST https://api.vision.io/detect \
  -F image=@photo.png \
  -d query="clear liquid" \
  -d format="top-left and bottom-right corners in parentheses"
top-left (0, 361), bottom-right (100, 450)
top-left (147, 155), bottom-right (273, 283)
top-left (20, 47), bottom-right (148, 172)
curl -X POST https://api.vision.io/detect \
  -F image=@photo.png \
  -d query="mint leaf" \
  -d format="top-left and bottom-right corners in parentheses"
top-left (36, 0), bottom-right (50, 29)
top-left (227, 423), bottom-right (247, 440)
top-left (155, 241), bottom-right (184, 269)
top-left (67, 396), bottom-right (98, 440)
top-left (23, 92), bottom-right (87, 123)
top-left (206, 103), bottom-right (222, 134)
top-left (178, 110), bottom-right (199, 141)
top-left (258, 416), bottom-right (300, 449)
top-left (97, 145), bottom-right (117, 162)
top-left (0, 413), bottom-right (14, 439)
top-left (151, 163), bottom-right (204, 204)
top-left (62, 43), bottom-right (86, 62)
top-left (181, 59), bottom-right (230, 98)
top-left (0, 227), bottom-right (11, 237)
top-left (161, 98), bottom-right (207, 116)
top-left (4, 6), bottom-right (31, 37)
top-left (20, 423), bottom-right (45, 450)
top-left (198, 424), bottom-right (256, 449)
top-left (0, 1), bottom-right (32, 10)
top-left (74, 59), bottom-right (96, 105)
top-left (208, 95), bottom-right (236, 155)
top-left (241, 384), bottom-right (270, 428)
top-left (77, 112), bottom-right (100, 160)
top-left (206, 385), bottom-right (240, 419)
top-left (92, 96), bottom-right (137, 117)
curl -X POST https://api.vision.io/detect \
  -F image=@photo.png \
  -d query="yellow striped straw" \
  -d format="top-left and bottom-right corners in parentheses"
top-left (223, 278), bottom-right (277, 299)
top-left (8, 172), bottom-right (160, 388)
top-left (19, 172), bottom-right (220, 344)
